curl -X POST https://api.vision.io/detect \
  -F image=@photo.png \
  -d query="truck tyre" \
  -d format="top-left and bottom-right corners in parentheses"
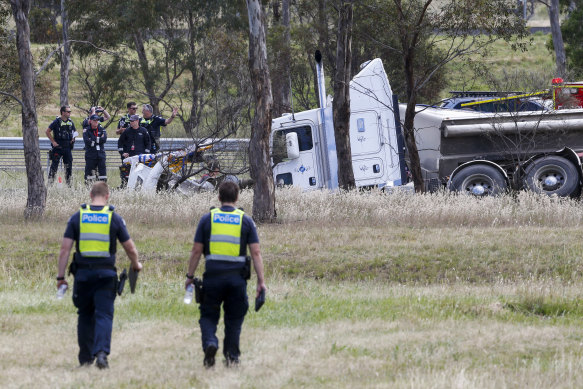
top-left (523, 156), bottom-right (580, 197)
top-left (450, 164), bottom-right (507, 196)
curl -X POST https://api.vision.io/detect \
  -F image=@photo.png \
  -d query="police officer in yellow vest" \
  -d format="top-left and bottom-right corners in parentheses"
top-left (45, 106), bottom-right (77, 185)
top-left (185, 180), bottom-right (266, 368)
top-left (56, 182), bottom-right (142, 369)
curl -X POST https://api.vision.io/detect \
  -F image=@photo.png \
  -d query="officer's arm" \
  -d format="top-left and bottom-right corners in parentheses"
top-left (46, 127), bottom-right (57, 146)
top-left (121, 238), bottom-right (142, 272)
top-left (101, 129), bottom-right (108, 144)
top-left (164, 108), bottom-right (178, 125)
top-left (249, 243), bottom-right (266, 297)
top-left (101, 108), bottom-right (111, 121)
top-left (57, 238), bottom-right (74, 287)
top-left (186, 242), bottom-right (203, 286)
top-left (117, 133), bottom-right (125, 156)
top-left (116, 119), bottom-right (125, 135)
top-left (83, 129), bottom-right (93, 146)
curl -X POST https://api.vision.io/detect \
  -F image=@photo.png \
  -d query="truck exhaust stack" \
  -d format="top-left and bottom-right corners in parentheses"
top-left (315, 50), bottom-right (327, 109)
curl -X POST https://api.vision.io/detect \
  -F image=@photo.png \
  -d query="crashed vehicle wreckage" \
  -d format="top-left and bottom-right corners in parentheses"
top-left (121, 140), bottom-right (252, 194)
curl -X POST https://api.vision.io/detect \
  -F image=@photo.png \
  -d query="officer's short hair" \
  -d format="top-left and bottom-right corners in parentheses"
top-left (218, 181), bottom-right (239, 203)
top-left (90, 182), bottom-right (109, 199)
top-left (142, 104), bottom-right (153, 113)
top-left (60, 105), bottom-right (70, 114)
top-left (127, 101), bottom-right (137, 109)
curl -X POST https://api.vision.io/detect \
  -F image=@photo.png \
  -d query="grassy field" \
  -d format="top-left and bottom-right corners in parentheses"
top-left (3, 176), bottom-right (583, 388)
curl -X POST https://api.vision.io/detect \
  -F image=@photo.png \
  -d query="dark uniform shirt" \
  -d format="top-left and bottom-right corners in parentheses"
top-left (64, 204), bottom-right (130, 267)
top-left (117, 126), bottom-right (151, 157)
top-left (82, 125), bottom-right (107, 157)
top-left (140, 115), bottom-right (166, 139)
top-left (118, 114), bottom-right (141, 131)
top-left (49, 117), bottom-right (76, 146)
top-left (194, 206), bottom-right (259, 274)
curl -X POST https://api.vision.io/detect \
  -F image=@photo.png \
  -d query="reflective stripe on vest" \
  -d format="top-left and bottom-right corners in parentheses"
top-left (79, 205), bottom-right (112, 258)
top-left (208, 208), bottom-right (245, 263)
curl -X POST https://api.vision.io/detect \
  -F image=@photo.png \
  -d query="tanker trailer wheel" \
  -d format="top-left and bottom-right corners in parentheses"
top-left (450, 164), bottom-right (507, 196)
top-left (523, 156), bottom-right (580, 197)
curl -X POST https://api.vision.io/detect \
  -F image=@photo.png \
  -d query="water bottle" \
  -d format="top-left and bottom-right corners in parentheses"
top-left (184, 284), bottom-right (194, 304)
top-left (56, 284), bottom-right (68, 300)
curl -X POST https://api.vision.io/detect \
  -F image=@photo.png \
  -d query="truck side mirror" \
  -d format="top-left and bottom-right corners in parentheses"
top-left (286, 132), bottom-right (300, 160)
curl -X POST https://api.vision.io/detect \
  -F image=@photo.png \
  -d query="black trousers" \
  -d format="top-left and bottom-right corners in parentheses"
top-left (72, 269), bottom-right (117, 364)
top-left (199, 273), bottom-right (248, 361)
top-left (85, 155), bottom-right (107, 182)
top-left (49, 146), bottom-right (73, 184)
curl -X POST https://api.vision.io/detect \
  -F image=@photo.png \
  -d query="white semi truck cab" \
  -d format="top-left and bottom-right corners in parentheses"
top-left (270, 54), bottom-right (408, 191)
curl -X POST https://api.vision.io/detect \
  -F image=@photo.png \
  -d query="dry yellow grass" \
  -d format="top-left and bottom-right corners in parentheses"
top-left (3, 183), bottom-right (583, 387)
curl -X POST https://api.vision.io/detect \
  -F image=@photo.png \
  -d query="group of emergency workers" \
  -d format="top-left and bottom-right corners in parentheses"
top-left (46, 102), bottom-right (178, 185)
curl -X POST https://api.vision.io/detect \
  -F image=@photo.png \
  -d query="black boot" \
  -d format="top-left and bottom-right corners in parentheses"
top-left (95, 351), bottom-right (109, 369)
top-left (203, 344), bottom-right (217, 368)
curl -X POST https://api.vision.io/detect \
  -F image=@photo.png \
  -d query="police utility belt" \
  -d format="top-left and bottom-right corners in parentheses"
top-left (69, 260), bottom-right (116, 275)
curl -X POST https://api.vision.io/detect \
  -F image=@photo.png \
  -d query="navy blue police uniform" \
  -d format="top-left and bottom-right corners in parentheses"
top-left (140, 115), bottom-right (166, 153)
top-left (117, 125), bottom-right (151, 158)
top-left (64, 204), bottom-right (130, 365)
top-left (194, 205), bottom-right (259, 363)
top-left (117, 125), bottom-right (151, 186)
top-left (48, 117), bottom-right (76, 184)
top-left (83, 124), bottom-right (108, 182)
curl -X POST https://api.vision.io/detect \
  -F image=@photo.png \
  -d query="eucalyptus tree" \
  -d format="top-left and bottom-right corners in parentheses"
top-left (0, 2), bottom-right (20, 122)
top-left (333, 0), bottom-right (355, 190)
top-left (9, 0), bottom-right (46, 219)
top-left (356, 0), bottom-right (527, 192)
top-left (246, 0), bottom-right (276, 223)
top-left (68, 0), bottom-right (189, 115)
top-left (561, 1), bottom-right (583, 77)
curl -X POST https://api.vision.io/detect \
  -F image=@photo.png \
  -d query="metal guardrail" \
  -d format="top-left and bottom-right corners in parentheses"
top-left (0, 137), bottom-right (250, 172)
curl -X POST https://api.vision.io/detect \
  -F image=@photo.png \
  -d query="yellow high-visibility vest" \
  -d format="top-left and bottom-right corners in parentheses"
top-left (79, 205), bottom-right (112, 258)
top-left (208, 208), bottom-right (245, 263)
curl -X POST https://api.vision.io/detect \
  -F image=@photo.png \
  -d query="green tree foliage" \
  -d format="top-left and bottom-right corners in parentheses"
top-left (562, 4), bottom-right (583, 77)
top-left (0, 2), bottom-right (21, 121)
top-left (29, 6), bottom-right (59, 43)
top-left (351, 1), bottom-right (446, 104)
top-left (66, 0), bottom-right (251, 137)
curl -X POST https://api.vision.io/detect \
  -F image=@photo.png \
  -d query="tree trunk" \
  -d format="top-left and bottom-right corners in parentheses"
top-left (333, 0), bottom-right (355, 190)
top-left (394, 0), bottom-right (425, 193)
top-left (402, 51), bottom-right (424, 192)
top-left (271, 0), bottom-right (292, 118)
top-left (185, 9), bottom-right (202, 136)
top-left (246, 0), bottom-right (276, 223)
top-left (549, 0), bottom-right (566, 77)
top-left (59, 0), bottom-right (70, 107)
top-left (317, 0), bottom-right (336, 77)
top-left (403, 100), bottom-right (424, 192)
top-left (11, 0), bottom-right (47, 219)
top-left (280, 0), bottom-right (291, 115)
top-left (133, 31), bottom-right (160, 114)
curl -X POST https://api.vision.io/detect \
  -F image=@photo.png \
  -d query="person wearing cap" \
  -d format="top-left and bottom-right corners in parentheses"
top-left (117, 114), bottom-right (151, 187)
top-left (140, 104), bottom-right (178, 153)
top-left (116, 102), bottom-right (139, 135)
top-left (46, 106), bottom-right (77, 186)
top-left (83, 114), bottom-right (108, 184)
top-left (82, 106), bottom-right (111, 129)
